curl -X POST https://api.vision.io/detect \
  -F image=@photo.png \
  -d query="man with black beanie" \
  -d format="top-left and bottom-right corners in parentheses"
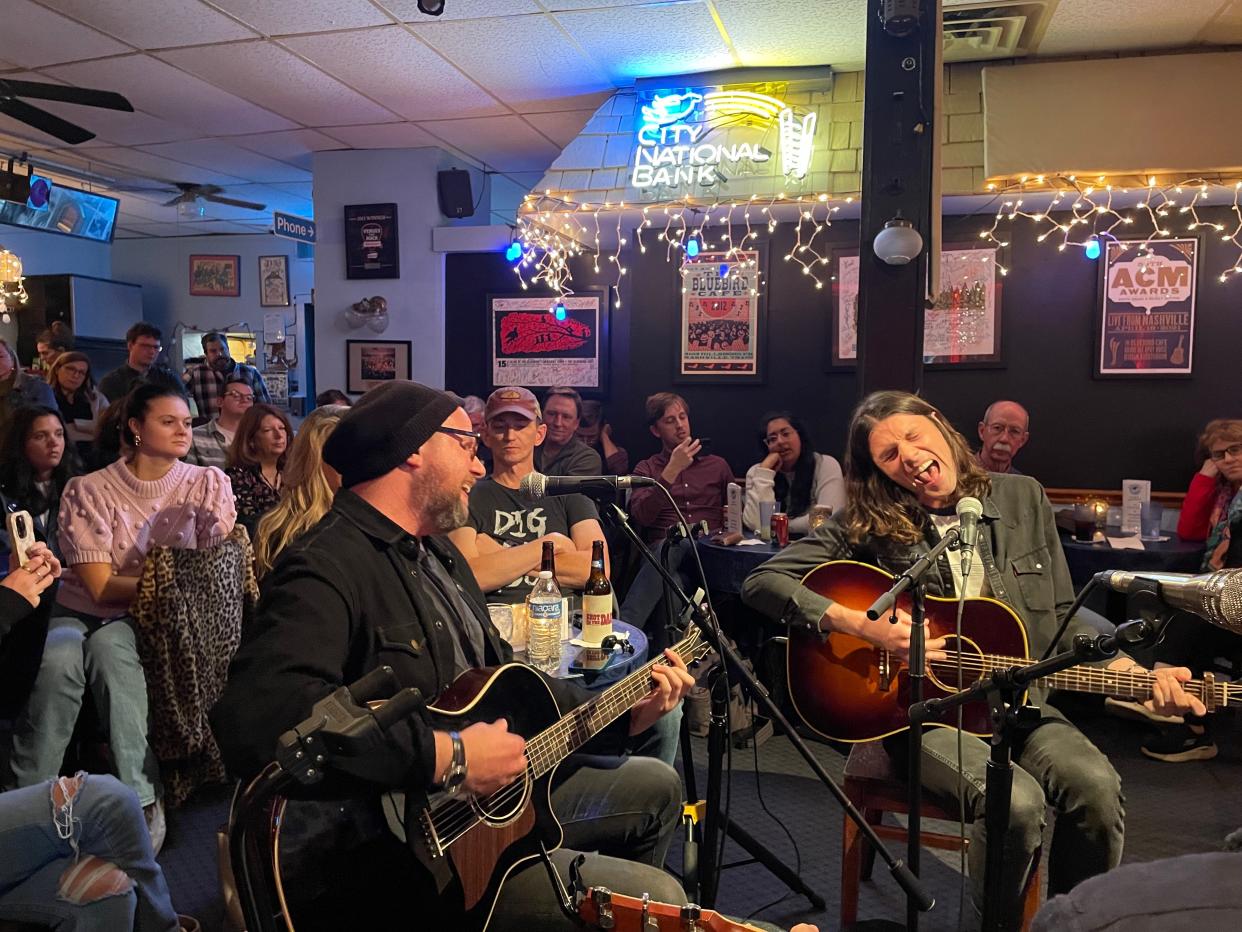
top-left (212, 381), bottom-right (693, 930)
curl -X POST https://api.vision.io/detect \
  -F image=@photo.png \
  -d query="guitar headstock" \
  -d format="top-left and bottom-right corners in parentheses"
top-left (577, 887), bottom-right (764, 931)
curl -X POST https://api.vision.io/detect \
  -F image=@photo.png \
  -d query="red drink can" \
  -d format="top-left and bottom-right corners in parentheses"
top-left (770, 512), bottom-right (789, 547)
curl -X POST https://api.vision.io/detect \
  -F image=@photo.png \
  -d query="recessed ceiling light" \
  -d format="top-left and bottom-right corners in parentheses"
top-left (417, 0), bottom-right (445, 15)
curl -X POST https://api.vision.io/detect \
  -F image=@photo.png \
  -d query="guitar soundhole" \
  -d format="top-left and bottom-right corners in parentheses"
top-left (471, 767), bottom-right (533, 827)
top-left (928, 635), bottom-right (985, 693)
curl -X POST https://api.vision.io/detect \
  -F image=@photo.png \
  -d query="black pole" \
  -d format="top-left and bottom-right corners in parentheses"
top-left (905, 581), bottom-right (926, 932)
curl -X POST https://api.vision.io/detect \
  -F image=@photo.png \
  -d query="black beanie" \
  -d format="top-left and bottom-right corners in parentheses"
top-left (322, 381), bottom-right (460, 488)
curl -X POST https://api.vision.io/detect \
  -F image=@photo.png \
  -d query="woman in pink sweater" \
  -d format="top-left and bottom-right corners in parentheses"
top-left (9, 383), bottom-right (235, 852)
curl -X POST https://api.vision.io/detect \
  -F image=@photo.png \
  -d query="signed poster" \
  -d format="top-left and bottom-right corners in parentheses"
top-left (1097, 238), bottom-right (1197, 377)
top-left (490, 293), bottom-right (606, 389)
top-left (678, 249), bottom-right (765, 382)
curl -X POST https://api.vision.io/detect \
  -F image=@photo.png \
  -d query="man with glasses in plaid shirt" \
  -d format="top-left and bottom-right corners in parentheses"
top-left (187, 375), bottom-right (253, 469)
top-left (184, 331), bottom-right (271, 423)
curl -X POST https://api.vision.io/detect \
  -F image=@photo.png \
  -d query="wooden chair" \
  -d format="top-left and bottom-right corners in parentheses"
top-left (840, 741), bottom-right (1043, 930)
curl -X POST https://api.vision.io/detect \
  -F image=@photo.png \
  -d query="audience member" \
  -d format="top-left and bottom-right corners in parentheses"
top-left (93, 398), bottom-right (129, 467)
top-left (535, 387), bottom-right (604, 477)
top-left (0, 406), bottom-right (80, 562)
top-left (449, 387), bottom-right (607, 610)
top-left (630, 392), bottom-right (733, 542)
top-left (9, 382), bottom-right (235, 853)
top-left (98, 323), bottom-right (162, 404)
top-left (0, 338), bottom-right (55, 441)
top-left (744, 411), bottom-right (845, 536)
top-left (459, 393), bottom-right (490, 467)
top-left (47, 351), bottom-right (109, 463)
top-left (225, 403), bottom-right (291, 537)
top-left (187, 376), bottom-right (253, 470)
top-left (184, 332), bottom-right (271, 424)
top-left (34, 321), bottom-right (74, 373)
top-left (976, 399), bottom-right (1030, 475)
top-left (212, 381), bottom-right (691, 930)
top-left (315, 388), bottom-right (351, 407)
top-left (578, 399), bottom-right (629, 474)
top-left (253, 404), bottom-right (346, 578)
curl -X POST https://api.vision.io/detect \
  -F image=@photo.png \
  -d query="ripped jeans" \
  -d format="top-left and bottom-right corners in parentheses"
top-left (0, 773), bottom-right (179, 931)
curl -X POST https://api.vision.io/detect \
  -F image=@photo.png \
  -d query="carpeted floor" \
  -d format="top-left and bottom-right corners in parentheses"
top-left (158, 691), bottom-right (1242, 931)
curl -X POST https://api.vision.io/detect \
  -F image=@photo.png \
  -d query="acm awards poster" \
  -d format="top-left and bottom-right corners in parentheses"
top-left (344, 203), bottom-right (400, 280)
top-left (1098, 238), bottom-right (1197, 377)
top-left (679, 250), bottom-right (762, 380)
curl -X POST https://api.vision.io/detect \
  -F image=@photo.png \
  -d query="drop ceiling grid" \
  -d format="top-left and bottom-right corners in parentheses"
top-left (33, 0), bottom-right (258, 50)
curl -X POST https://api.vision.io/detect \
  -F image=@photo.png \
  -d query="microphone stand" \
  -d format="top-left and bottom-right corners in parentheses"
top-left (602, 502), bottom-right (929, 915)
top-left (864, 526), bottom-right (962, 932)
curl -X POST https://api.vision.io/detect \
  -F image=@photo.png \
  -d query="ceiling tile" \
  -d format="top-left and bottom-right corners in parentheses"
top-left (1039, 0), bottom-right (1224, 55)
top-left (321, 121), bottom-right (442, 149)
top-left (1207, 0), bottom-right (1242, 42)
top-left (85, 145), bottom-right (249, 186)
top-left (35, 0), bottom-right (258, 49)
top-left (523, 108), bottom-right (598, 147)
top-left (419, 114), bottom-right (561, 171)
top-left (382, 0), bottom-right (541, 21)
top-left (280, 26), bottom-right (507, 121)
top-left (411, 15), bottom-right (612, 110)
top-left (715, 0), bottom-right (867, 68)
top-left (552, 3), bottom-right (734, 83)
top-left (44, 55), bottom-right (299, 135)
top-left (139, 139), bottom-right (310, 183)
top-left (267, 181), bottom-right (312, 198)
top-left (207, 0), bottom-right (392, 35)
top-left (224, 129), bottom-right (346, 170)
top-left (158, 41), bottom-right (398, 126)
top-left (0, 1), bottom-right (130, 68)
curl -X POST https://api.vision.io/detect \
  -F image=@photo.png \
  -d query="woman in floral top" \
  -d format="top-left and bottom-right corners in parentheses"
top-left (225, 403), bottom-right (292, 537)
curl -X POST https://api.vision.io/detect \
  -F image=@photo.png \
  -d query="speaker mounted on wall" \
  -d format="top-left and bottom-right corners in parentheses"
top-left (437, 169), bottom-right (474, 219)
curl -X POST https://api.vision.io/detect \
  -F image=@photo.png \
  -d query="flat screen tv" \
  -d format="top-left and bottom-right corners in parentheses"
top-left (0, 179), bottom-right (119, 243)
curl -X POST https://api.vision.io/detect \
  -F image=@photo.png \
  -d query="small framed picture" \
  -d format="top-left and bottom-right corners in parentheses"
top-left (258, 255), bottom-right (290, 307)
top-left (346, 339), bottom-right (411, 394)
top-left (188, 254), bottom-right (240, 297)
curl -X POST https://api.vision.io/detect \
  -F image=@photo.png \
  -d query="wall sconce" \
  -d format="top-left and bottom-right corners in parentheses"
top-left (0, 244), bottom-right (27, 324)
top-left (872, 216), bottom-right (924, 266)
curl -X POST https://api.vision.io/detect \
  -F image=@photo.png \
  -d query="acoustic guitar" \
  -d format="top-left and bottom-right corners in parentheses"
top-left (578, 886), bottom-right (765, 931)
top-left (787, 560), bottom-right (1240, 743)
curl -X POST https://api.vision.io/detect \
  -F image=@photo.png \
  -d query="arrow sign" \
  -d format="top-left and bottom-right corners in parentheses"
top-left (272, 211), bottom-right (316, 244)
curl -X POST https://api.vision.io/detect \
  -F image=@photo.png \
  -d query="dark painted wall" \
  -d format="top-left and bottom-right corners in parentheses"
top-left (446, 207), bottom-right (1238, 491)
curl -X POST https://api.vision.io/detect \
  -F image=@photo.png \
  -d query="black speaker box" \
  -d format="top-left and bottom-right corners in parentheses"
top-left (437, 169), bottom-right (474, 219)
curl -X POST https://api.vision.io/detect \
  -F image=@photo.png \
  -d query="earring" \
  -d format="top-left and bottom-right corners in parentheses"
top-left (134, 434), bottom-right (141, 446)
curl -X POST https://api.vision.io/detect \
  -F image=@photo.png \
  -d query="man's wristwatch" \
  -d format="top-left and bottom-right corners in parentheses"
top-left (442, 731), bottom-right (467, 796)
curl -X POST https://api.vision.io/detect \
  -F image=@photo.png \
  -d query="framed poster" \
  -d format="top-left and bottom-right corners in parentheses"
top-left (346, 339), bottom-right (411, 394)
top-left (1096, 238), bottom-right (1197, 378)
top-left (831, 244), bottom-right (1003, 368)
top-left (344, 203), bottom-right (399, 280)
top-left (258, 255), bottom-right (290, 307)
top-left (188, 254), bottom-right (240, 297)
top-left (677, 248), bottom-right (766, 383)
top-left (489, 291), bottom-right (607, 389)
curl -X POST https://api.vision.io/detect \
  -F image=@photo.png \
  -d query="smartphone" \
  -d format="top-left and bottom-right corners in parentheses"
top-left (696, 437), bottom-right (713, 456)
top-left (569, 646), bottom-right (619, 676)
top-left (6, 510), bottom-right (36, 568)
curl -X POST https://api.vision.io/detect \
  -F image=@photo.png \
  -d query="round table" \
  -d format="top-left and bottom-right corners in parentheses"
top-left (518, 619), bottom-right (648, 690)
top-left (1059, 526), bottom-right (1204, 590)
top-left (695, 536), bottom-right (783, 596)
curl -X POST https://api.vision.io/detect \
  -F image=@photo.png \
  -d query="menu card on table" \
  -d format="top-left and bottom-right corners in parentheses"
top-left (1121, 479), bottom-right (1151, 535)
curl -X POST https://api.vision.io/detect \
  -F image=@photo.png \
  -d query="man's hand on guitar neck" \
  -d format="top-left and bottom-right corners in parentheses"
top-left (825, 603), bottom-right (948, 665)
top-left (629, 650), bottom-right (696, 737)
top-left (434, 720), bottom-right (528, 796)
top-left (1150, 664), bottom-right (1207, 718)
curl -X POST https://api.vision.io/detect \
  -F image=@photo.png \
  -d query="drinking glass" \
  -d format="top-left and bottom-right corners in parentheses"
top-left (1140, 502), bottom-right (1164, 540)
top-left (1073, 503), bottom-right (1096, 542)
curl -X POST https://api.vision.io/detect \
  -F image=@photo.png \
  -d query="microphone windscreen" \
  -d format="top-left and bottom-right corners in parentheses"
top-left (519, 471), bottom-right (547, 497)
top-left (956, 496), bottom-right (983, 519)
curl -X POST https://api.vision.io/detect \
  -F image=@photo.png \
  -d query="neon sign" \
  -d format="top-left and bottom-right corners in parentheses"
top-left (631, 88), bottom-right (818, 191)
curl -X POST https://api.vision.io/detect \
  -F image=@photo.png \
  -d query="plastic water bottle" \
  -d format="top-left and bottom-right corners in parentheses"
top-left (526, 570), bottom-right (564, 674)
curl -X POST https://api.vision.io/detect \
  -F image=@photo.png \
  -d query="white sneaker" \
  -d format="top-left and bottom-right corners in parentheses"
top-left (1104, 696), bottom-right (1184, 726)
top-left (144, 799), bottom-right (166, 855)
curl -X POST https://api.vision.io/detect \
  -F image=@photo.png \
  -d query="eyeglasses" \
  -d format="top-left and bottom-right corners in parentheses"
top-left (984, 423), bottom-right (1027, 439)
top-left (61, 366), bottom-right (88, 377)
top-left (224, 391), bottom-right (255, 402)
top-left (765, 428), bottom-right (796, 447)
top-left (1209, 443), bottom-right (1242, 462)
top-left (437, 426), bottom-right (483, 455)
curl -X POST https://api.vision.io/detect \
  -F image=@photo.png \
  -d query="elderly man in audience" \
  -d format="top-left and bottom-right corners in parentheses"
top-left (183, 331), bottom-right (271, 424)
top-left (186, 375), bottom-right (253, 470)
top-left (976, 400), bottom-right (1030, 475)
top-left (98, 323), bottom-right (162, 405)
top-left (212, 381), bottom-right (693, 930)
top-left (535, 386), bottom-right (603, 477)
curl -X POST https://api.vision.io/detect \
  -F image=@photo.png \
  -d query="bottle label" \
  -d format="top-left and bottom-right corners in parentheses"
top-left (581, 595), bottom-right (613, 645)
top-left (528, 599), bottom-right (563, 621)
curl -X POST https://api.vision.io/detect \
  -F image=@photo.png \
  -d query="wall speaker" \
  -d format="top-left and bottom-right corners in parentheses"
top-left (437, 169), bottom-right (474, 219)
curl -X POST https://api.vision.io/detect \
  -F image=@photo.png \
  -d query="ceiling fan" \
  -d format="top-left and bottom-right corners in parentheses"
top-left (0, 78), bottom-right (134, 145)
top-left (162, 182), bottom-right (266, 212)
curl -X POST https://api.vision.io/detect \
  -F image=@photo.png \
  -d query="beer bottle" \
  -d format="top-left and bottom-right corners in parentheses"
top-left (581, 540), bottom-right (613, 645)
top-left (540, 539), bottom-right (559, 588)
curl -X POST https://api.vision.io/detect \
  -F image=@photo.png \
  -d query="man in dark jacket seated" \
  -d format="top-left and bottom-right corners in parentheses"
top-left (211, 381), bottom-right (693, 931)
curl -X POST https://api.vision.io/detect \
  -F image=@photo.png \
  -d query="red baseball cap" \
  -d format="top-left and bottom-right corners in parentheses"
top-left (484, 386), bottom-right (541, 423)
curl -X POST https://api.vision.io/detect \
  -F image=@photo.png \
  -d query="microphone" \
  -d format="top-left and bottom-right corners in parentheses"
top-left (520, 470), bottom-right (659, 498)
top-left (955, 496), bottom-right (983, 576)
top-left (1094, 568), bottom-right (1242, 632)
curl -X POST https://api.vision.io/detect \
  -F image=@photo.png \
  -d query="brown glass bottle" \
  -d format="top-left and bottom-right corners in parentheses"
top-left (581, 540), bottom-right (613, 643)
top-left (540, 540), bottom-right (559, 588)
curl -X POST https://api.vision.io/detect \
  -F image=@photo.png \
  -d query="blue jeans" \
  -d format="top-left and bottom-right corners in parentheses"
top-left (0, 773), bottom-right (179, 931)
top-left (10, 611), bottom-right (161, 806)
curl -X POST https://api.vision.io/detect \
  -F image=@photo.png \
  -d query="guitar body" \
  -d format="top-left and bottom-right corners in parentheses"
top-left (788, 560), bottom-right (1031, 742)
top-left (413, 662), bottom-right (566, 931)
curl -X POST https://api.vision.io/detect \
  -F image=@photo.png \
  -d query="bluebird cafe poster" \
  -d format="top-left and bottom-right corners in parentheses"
top-left (1097, 238), bottom-right (1198, 377)
top-left (679, 250), bottom-right (763, 382)
top-left (490, 294), bottom-right (604, 388)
